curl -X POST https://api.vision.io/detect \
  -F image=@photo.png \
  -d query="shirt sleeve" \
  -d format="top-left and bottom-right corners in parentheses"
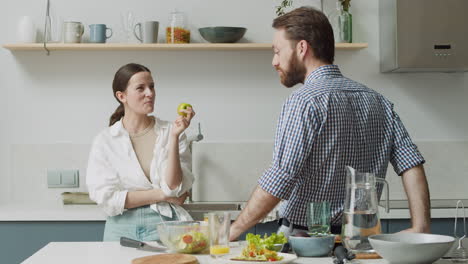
top-left (86, 135), bottom-right (128, 217)
top-left (390, 110), bottom-right (425, 175)
top-left (159, 132), bottom-right (194, 197)
top-left (258, 94), bottom-right (319, 200)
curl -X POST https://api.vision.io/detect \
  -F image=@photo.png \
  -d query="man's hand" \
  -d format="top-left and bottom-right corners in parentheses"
top-left (229, 186), bottom-right (280, 241)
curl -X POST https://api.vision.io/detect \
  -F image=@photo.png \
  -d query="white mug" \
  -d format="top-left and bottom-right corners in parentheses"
top-left (17, 16), bottom-right (36, 43)
top-left (63, 21), bottom-right (84, 43)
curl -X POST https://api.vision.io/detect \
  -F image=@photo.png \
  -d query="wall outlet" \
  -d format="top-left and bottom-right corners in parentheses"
top-left (47, 169), bottom-right (79, 188)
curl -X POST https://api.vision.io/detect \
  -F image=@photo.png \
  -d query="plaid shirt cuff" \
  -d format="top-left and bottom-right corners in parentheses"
top-left (258, 164), bottom-right (297, 200)
top-left (392, 144), bottom-right (425, 175)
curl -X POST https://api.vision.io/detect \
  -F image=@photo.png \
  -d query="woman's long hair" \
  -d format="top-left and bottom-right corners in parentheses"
top-left (109, 63), bottom-right (151, 126)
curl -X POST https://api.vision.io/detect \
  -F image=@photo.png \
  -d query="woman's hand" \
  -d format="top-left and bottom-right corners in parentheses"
top-left (164, 192), bottom-right (189, 206)
top-left (171, 107), bottom-right (195, 138)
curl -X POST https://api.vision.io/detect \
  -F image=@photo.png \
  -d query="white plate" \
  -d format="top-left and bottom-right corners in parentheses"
top-left (218, 252), bottom-right (297, 264)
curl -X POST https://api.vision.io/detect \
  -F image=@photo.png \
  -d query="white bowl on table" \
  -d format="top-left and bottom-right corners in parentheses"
top-left (368, 233), bottom-right (455, 264)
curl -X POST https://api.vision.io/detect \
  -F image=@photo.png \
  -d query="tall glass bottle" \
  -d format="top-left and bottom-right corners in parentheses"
top-left (338, 4), bottom-right (352, 43)
top-left (327, 1), bottom-right (342, 43)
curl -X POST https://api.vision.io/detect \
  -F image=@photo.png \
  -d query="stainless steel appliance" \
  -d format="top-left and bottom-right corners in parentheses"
top-left (379, 0), bottom-right (468, 72)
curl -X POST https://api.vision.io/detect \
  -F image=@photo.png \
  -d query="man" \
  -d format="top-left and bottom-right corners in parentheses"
top-left (229, 7), bottom-right (430, 240)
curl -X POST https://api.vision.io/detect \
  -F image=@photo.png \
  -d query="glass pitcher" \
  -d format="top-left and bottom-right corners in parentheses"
top-left (341, 166), bottom-right (390, 254)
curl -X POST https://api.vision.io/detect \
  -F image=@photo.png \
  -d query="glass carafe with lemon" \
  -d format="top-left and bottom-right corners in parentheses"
top-left (208, 212), bottom-right (230, 258)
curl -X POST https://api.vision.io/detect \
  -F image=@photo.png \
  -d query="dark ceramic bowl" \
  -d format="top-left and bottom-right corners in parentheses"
top-left (198, 27), bottom-right (247, 43)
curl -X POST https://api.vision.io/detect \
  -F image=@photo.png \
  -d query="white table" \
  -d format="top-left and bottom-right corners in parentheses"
top-left (21, 242), bottom-right (454, 264)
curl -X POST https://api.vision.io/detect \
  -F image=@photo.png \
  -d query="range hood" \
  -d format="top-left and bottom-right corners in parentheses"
top-left (379, 0), bottom-right (468, 72)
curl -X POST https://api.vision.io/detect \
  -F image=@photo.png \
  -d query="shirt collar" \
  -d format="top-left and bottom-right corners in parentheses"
top-left (305, 64), bottom-right (343, 85)
top-left (109, 116), bottom-right (168, 137)
top-left (109, 119), bottom-right (126, 137)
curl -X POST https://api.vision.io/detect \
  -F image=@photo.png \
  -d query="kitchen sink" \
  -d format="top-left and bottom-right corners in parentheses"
top-left (181, 202), bottom-right (242, 211)
top-left (379, 199), bottom-right (468, 209)
top-left (181, 202), bottom-right (243, 221)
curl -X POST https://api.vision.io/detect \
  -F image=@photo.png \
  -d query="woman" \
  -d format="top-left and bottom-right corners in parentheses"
top-left (86, 63), bottom-right (196, 241)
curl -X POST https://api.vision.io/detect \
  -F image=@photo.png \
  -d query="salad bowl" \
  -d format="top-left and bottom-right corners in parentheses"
top-left (156, 221), bottom-right (209, 254)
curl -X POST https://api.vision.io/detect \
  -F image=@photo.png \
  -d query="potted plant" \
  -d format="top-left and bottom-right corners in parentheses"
top-left (275, 0), bottom-right (351, 16)
top-left (276, 0), bottom-right (293, 16)
top-left (275, 0), bottom-right (352, 43)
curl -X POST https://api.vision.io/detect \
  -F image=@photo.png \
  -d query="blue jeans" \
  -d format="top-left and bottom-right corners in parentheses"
top-left (103, 205), bottom-right (178, 241)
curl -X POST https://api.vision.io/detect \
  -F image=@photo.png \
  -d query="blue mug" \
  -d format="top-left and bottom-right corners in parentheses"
top-left (89, 24), bottom-right (112, 43)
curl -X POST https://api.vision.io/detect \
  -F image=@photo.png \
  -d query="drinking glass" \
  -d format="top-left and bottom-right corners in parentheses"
top-left (208, 212), bottom-right (230, 258)
top-left (306, 201), bottom-right (331, 235)
top-left (120, 11), bottom-right (135, 43)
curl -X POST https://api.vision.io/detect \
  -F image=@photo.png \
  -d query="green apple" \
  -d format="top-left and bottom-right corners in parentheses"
top-left (177, 103), bottom-right (192, 117)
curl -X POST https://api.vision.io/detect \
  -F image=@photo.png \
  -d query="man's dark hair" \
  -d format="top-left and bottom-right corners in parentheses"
top-left (272, 6), bottom-right (335, 64)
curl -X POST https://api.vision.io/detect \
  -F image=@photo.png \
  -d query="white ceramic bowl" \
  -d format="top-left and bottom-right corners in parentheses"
top-left (368, 233), bottom-right (455, 264)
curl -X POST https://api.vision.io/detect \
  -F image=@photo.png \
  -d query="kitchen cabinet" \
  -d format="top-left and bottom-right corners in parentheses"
top-left (0, 221), bottom-right (104, 264)
top-left (2, 43), bottom-right (368, 52)
top-left (0, 218), bottom-right (459, 263)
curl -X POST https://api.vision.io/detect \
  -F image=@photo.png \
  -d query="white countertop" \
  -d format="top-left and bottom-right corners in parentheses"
top-left (22, 242), bottom-right (454, 264)
top-left (0, 202), bottom-right (466, 221)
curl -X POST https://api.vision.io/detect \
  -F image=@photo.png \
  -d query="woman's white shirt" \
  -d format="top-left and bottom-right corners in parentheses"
top-left (86, 117), bottom-right (194, 219)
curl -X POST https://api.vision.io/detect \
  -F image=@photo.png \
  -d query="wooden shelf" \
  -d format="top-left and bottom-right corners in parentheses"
top-left (2, 42), bottom-right (368, 51)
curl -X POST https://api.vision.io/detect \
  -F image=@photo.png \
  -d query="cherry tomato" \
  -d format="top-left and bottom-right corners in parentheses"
top-left (182, 235), bottom-right (193, 244)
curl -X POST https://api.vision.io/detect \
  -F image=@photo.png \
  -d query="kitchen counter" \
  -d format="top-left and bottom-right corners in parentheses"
top-left (22, 242), bottom-right (454, 264)
top-left (0, 201), bottom-right (466, 221)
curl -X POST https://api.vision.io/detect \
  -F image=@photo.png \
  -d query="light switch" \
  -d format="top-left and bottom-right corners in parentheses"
top-left (47, 170), bottom-right (61, 187)
top-left (47, 169), bottom-right (79, 188)
top-left (61, 169), bottom-right (79, 188)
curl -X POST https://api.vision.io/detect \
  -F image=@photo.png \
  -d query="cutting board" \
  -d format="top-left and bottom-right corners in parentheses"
top-left (131, 254), bottom-right (198, 264)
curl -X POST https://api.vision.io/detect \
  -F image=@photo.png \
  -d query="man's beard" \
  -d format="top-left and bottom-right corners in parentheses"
top-left (279, 54), bottom-right (307, 88)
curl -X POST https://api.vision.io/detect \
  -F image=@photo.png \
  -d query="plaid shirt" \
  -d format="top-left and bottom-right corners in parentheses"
top-left (258, 65), bottom-right (425, 227)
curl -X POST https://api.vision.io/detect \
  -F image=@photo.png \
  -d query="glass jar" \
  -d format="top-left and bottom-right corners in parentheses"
top-left (166, 10), bottom-right (190, 43)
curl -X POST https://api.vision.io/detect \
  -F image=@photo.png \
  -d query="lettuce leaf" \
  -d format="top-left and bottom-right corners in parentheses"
top-left (245, 232), bottom-right (287, 251)
top-left (263, 232), bottom-right (287, 250)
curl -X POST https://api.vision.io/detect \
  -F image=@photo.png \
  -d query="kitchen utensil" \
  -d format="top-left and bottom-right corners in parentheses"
top-left (368, 233), bottom-right (455, 264)
top-left (120, 236), bottom-right (166, 252)
top-left (198, 27), bottom-right (246, 43)
top-left (134, 21), bottom-right (159, 43)
top-left (341, 166), bottom-right (389, 254)
top-left (89, 24), bottom-right (112, 43)
top-left (156, 221), bottom-right (209, 254)
top-left (333, 245), bottom-right (357, 264)
top-left (354, 252), bottom-right (381, 259)
top-left (306, 201), bottom-right (331, 235)
top-left (451, 200), bottom-right (468, 262)
top-left (131, 253), bottom-right (198, 264)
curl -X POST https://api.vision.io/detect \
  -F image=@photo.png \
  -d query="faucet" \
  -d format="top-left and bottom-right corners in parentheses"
top-left (187, 122), bottom-right (204, 147)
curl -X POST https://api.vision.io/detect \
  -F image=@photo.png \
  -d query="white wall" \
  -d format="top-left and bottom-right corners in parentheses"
top-left (1, 0), bottom-right (467, 205)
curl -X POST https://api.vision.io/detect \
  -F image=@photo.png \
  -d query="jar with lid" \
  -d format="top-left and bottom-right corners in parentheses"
top-left (166, 10), bottom-right (190, 43)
